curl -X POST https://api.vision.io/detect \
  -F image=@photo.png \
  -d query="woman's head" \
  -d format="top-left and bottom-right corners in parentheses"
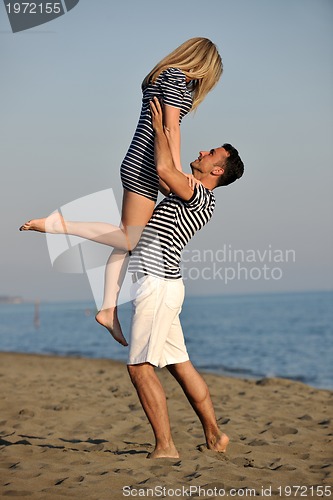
top-left (143, 37), bottom-right (223, 111)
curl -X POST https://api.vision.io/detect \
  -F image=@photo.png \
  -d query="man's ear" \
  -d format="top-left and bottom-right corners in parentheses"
top-left (211, 166), bottom-right (224, 177)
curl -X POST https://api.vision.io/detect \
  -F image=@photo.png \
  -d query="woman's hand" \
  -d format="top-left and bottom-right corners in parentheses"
top-left (150, 97), bottom-right (164, 134)
top-left (183, 173), bottom-right (202, 190)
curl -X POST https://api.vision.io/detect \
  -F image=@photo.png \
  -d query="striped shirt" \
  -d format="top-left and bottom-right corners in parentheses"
top-left (120, 68), bottom-right (193, 202)
top-left (129, 184), bottom-right (216, 279)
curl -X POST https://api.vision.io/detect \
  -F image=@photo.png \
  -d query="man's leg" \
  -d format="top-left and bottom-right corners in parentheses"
top-left (127, 363), bottom-right (179, 459)
top-left (167, 361), bottom-right (229, 452)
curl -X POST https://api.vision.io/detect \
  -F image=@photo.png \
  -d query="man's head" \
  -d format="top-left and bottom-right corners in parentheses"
top-left (190, 144), bottom-right (244, 189)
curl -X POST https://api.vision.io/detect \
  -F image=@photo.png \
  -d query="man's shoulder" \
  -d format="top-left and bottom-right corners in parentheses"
top-left (167, 183), bottom-right (214, 201)
top-left (182, 183), bottom-right (215, 210)
top-left (158, 184), bottom-right (215, 216)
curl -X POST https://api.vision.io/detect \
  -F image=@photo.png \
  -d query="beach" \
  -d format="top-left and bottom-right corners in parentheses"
top-left (0, 352), bottom-right (332, 499)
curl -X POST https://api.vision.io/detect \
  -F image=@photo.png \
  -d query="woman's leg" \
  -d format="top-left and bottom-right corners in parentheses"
top-left (19, 191), bottom-right (155, 250)
top-left (20, 213), bottom-right (130, 249)
top-left (20, 190), bottom-right (155, 344)
top-left (95, 249), bottom-right (130, 346)
top-left (96, 190), bottom-right (155, 345)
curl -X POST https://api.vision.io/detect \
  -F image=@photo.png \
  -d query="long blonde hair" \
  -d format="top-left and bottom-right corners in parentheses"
top-left (142, 37), bottom-right (222, 111)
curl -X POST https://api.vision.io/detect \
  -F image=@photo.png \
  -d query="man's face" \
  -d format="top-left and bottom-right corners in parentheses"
top-left (190, 147), bottom-right (229, 175)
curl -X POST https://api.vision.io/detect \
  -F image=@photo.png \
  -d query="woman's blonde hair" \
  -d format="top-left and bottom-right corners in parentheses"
top-left (142, 37), bottom-right (222, 111)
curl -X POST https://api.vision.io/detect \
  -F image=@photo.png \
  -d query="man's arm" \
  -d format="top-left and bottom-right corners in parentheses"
top-left (158, 179), bottom-right (171, 196)
top-left (150, 97), bottom-right (194, 201)
top-left (163, 104), bottom-right (182, 172)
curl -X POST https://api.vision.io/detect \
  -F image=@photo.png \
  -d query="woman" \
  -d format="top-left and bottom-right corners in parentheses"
top-left (20, 37), bottom-right (223, 346)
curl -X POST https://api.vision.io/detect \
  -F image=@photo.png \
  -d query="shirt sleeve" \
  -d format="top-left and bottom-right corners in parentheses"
top-left (160, 68), bottom-right (187, 109)
top-left (185, 184), bottom-right (215, 213)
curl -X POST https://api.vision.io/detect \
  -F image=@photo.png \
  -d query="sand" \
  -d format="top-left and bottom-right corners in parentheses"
top-left (0, 352), bottom-right (332, 499)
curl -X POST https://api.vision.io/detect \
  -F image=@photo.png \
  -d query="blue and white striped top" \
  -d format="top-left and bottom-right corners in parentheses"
top-left (129, 184), bottom-right (216, 279)
top-left (120, 68), bottom-right (193, 202)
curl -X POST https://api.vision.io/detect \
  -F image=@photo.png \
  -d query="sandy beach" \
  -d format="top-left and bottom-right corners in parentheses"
top-left (0, 352), bottom-right (332, 499)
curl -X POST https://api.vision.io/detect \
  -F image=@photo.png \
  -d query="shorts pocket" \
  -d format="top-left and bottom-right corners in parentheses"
top-left (164, 280), bottom-right (185, 310)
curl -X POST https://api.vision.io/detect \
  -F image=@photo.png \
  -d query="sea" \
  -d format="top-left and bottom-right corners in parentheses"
top-left (0, 291), bottom-right (332, 390)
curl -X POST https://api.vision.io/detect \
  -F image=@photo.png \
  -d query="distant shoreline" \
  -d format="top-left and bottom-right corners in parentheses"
top-left (0, 295), bottom-right (24, 304)
top-left (1, 349), bottom-right (332, 392)
top-left (1, 288), bottom-right (332, 305)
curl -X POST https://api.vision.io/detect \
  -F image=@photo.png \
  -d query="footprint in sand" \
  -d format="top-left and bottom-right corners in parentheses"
top-left (271, 464), bottom-right (297, 471)
top-left (318, 419), bottom-right (330, 427)
top-left (247, 438), bottom-right (268, 446)
top-left (310, 463), bottom-right (331, 470)
top-left (197, 446), bottom-right (229, 461)
top-left (73, 476), bottom-right (85, 482)
top-left (54, 477), bottom-right (69, 485)
top-left (2, 489), bottom-right (32, 496)
top-left (268, 426), bottom-right (299, 437)
top-left (231, 457), bottom-right (254, 467)
top-left (185, 471), bottom-right (201, 480)
top-left (18, 409), bottom-right (35, 419)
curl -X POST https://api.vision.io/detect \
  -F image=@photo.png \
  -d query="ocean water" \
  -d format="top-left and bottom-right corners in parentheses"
top-left (0, 291), bottom-right (332, 390)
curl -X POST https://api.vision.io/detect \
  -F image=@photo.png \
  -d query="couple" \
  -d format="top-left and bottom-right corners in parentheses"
top-left (20, 39), bottom-right (244, 458)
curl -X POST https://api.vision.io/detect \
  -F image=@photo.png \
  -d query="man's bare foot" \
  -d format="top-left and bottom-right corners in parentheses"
top-left (19, 212), bottom-right (67, 234)
top-left (147, 444), bottom-right (179, 459)
top-left (95, 307), bottom-right (128, 347)
top-left (207, 432), bottom-right (229, 453)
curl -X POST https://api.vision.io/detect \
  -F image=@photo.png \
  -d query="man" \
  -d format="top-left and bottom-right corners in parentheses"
top-left (126, 97), bottom-right (244, 458)
top-left (19, 97), bottom-right (244, 458)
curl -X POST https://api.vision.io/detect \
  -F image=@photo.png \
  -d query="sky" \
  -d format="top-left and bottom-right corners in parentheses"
top-left (1, 0), bottom-right (332, 302)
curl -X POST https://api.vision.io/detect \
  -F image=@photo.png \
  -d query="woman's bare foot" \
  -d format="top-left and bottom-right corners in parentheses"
top-left (147, 444), bottom-right (179, 459)
top-left (207, 432), bottom-right (229, 453)
top-left (19, 212), bottom-right (67, 234)
top-left (95, 307), bottom-right (128, 347)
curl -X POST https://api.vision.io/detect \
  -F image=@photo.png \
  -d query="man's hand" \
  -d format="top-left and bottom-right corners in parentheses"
top-left (150, 96), bottom-right (164, 134)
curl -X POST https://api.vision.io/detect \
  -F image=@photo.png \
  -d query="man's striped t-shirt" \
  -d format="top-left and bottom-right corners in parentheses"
top-left (129, 184), bottom-right (216, 279)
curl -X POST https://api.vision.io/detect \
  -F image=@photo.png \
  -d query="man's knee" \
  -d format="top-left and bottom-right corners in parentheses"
top-left (127, 363), bottom-right (154, 386)
top-left (167, 360), bottom-right (192, 378)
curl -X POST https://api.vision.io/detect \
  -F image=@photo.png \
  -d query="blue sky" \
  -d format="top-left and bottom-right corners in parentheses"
top-left (1, 0), bottom-right (332, 301)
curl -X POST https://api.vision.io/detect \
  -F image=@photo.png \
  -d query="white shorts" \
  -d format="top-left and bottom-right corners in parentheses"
top-left (127, 274), bottom-right (189, 368)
